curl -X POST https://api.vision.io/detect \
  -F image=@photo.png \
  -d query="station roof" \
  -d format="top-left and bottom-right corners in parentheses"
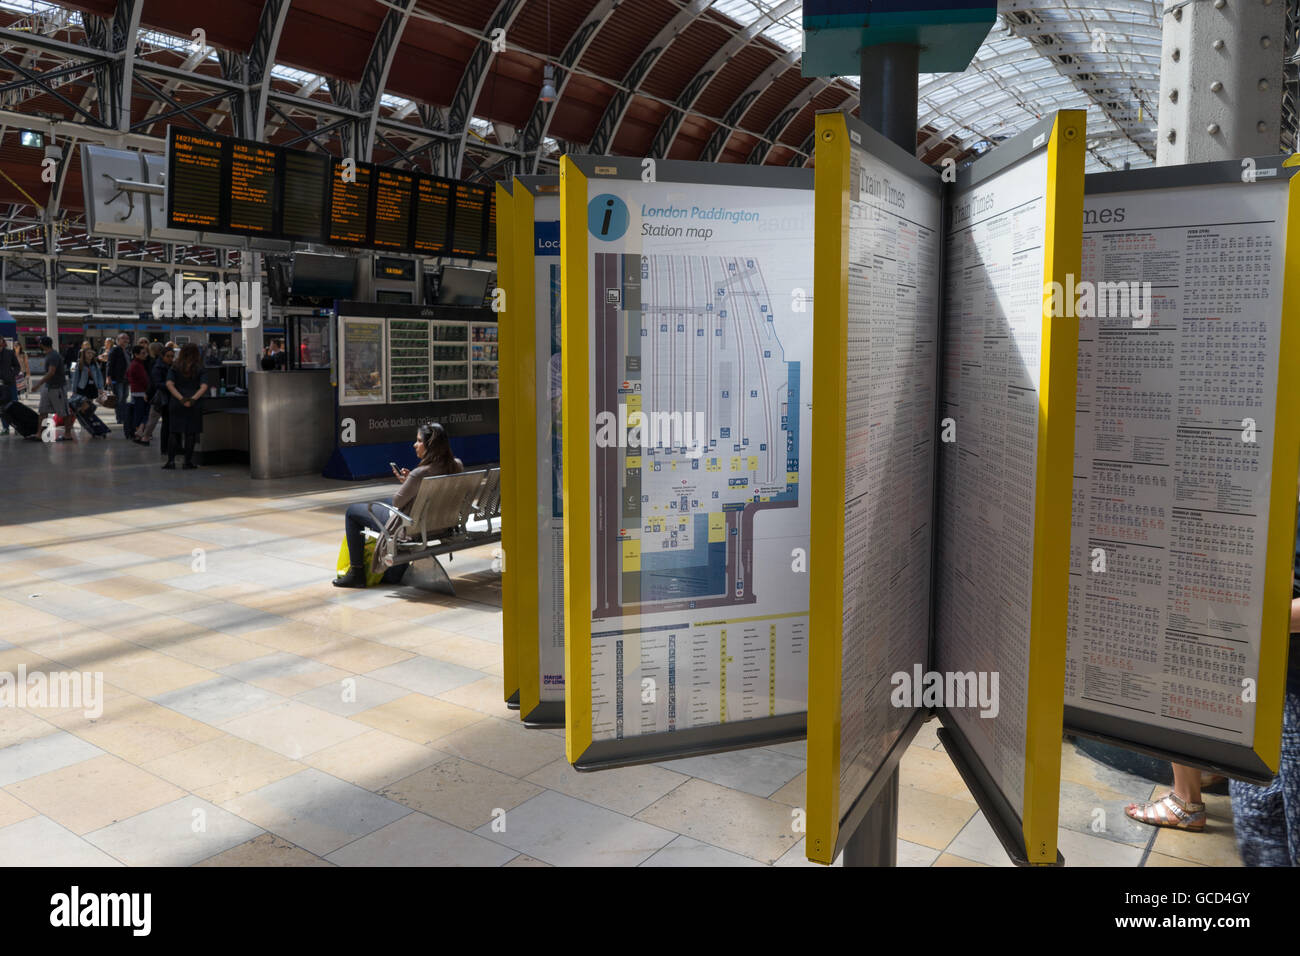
top-left (0, 0), bottom-right (1173, 258)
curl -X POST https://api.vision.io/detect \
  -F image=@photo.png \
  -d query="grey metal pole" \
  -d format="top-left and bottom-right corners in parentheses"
top-left (842, 766), bottom-right (900, 867)
top-left (860, 43), bottom-right (920, 154)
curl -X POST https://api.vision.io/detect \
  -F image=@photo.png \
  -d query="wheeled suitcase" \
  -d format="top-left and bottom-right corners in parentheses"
top-left (3, 400), bottom-right (39, 438)
top-left (70, 395), bottom-right (110, 438)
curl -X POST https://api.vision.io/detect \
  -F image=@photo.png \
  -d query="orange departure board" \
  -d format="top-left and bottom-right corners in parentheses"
top-left (413, 176), bottom-right (452, 254)
top-left (227, 141), bottom-right (276, 234)
top-left (167, 129), bottom-right (223, 230)
top-left (373, 168), bottom-right (415, 250)
top-left (451, 182), bottom-right (488, 257)
top-left (485, 191), bottom-right (496, 260)
top-left (328, 160), bottom-right (373, 245)
top-left (279, 148), bottom-right (328, 242)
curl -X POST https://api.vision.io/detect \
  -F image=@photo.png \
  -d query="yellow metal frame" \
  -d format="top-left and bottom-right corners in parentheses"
top-left (512, 178), bottom-right (544, 720)
top-left (1021, 108), bottom-right (1086, 864)
top-left (495, 181), bottom-right (519, 706)
top-left (560, 157), bottom-right (593, 763)
top-left (1252, 170), bottom-right (1300, 770)
top-left (805, 112), bottom-right (852, 865)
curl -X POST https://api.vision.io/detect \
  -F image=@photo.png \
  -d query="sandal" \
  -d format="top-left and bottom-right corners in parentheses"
top-left (1125, 791), bottom-right (1206, 831)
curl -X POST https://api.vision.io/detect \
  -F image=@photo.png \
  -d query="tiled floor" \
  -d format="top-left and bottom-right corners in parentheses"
top-left (0, 417), bottom-right (1239, 866)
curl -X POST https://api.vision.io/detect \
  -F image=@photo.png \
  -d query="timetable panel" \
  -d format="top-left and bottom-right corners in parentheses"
top-left (168, 129), bottom-right (223, 230)
top-left (328, 161), bottom-right (374, 246)
top-left (414, 176), bottom-right (453, 255)
top-left (373, 169), bottom-right (415, 251)
top-left (226, 140), bottom-right (276, 235)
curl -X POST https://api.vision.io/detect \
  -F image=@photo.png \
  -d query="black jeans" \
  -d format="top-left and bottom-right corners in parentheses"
top-left (168, 431), bottom-right (197, 465)
top-left (344, 497), bottom-right (394, 568)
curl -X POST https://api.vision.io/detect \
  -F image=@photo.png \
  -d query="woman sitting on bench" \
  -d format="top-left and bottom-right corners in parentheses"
top-left (335, 421), bottom-right (464, 588)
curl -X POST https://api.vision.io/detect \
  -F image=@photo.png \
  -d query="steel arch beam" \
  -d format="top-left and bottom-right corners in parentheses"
top-left (588, 0), bottom-right (718, 156)
top-left (359, 0), bottom-right (415, 160)
top-left (519, 0), bottom-right (621, 173)
top-left (648, 0), bottom-right (799, 159)
top-left (745, 76), bottom-right (833, 165)
top-left (110, 0), bottom-right (141, 133)
top-left (249, 0), bottom-right (291, 139)
top-left (442, 0), bottom-right (527, 178)
top-left (698, 47), bottom-right (797, 162)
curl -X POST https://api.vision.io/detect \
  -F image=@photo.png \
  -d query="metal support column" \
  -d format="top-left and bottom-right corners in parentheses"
top-left (1157, 0), bottom-right (1287, 163)
top-left (860, 42), bottom-right (919, 154)
top-left (842, 767), bottom-right (900, 867)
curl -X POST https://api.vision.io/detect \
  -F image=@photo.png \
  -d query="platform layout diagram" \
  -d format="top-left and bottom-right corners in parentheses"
top-left (591, 252), bottom-right (800, 619)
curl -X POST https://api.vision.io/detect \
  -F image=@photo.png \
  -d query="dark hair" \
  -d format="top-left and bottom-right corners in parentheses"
top-left (418, 422), bottom-right (457, 473)
top-left (133, 344), bottom-right (147, 358)
top-left (175, 342), bottom-right (202, 378)
top-left (40, 336), bottom-right (52, 348)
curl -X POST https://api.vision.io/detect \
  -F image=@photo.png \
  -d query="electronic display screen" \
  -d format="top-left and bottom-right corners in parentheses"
top-left (452, 182), bottom-right (488, 258)
top-left (373, 168), bottom-right (415, 251)
top-left (167, 129), bottom-right (223, 230)
top-left (279, 148), bottom-right (329, 242)
top-left (414, 176), bottom-right (453, 255)
top-left (328, 160), bottom-right (373, 246)
top-left (226, 140), bottom-right (276, 234)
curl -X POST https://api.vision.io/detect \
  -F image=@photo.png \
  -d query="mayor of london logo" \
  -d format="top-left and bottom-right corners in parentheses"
top-left (588, 193), bottom-right (629, 241)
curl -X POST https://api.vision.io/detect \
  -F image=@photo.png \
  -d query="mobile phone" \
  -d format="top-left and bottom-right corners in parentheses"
top-left (389, 461), bottom-right (399, 472)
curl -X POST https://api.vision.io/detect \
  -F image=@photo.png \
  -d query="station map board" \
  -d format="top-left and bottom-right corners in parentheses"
top-left (805, 110), bottom-right (1086, 865)
top-left (805, 112), bottom-right (944, 864)
top-left (560, 156), bottom-right (814, 769)
top-left (496, 180), bottom-right (520, 711)
top-left (511, 176), bottom-right (566, 727)
top-left (1065, 159), bottom-right (1300, 782)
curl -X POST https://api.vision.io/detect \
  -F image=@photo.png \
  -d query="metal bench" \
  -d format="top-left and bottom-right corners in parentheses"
top-left (368, 467), bottom-right (502, 594)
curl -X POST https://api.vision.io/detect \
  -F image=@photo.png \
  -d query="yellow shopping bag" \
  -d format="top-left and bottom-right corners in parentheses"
top-left (336, 532), bottom-right (385, 587)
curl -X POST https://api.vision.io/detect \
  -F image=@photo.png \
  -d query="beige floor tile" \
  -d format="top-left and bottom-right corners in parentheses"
top-left (229, 587), bottom-right (322, 617)
top-left (768, 770), bottom-right (806, 808)
top-left (1150, 820), bottom-right (1242, 866)
top-left (195, 832), bottom-right (333, 867)
top-left (432, 716), bottom-right (565, 777)
top-left (369, 598), bottom-right (454, 622)
top-left (1144, 851), bottom-right (1207, 867)
top-left (242, 622), bottom-right (338, 657)
top-left (59, 695), bottom-right (224, 764)
top-left (912, 718), bottom-right (943, 750)
top-left (304, 730), bottom-right (444, 791)
top-left (932, 852), bottom-right (989, 867)
top-left (232, 656), bottom-right (349, 698)
top-left (900, 745), bottom-right (979, 803)
top-left (220, 700), bottom-right (369, 759)
top-left (897, 785), bottom-right (978, 850)
top-left (0, 601), bottom-right (77, 634)
top-left (21, 630), bottom-right (128, 670)
top-left (122, 592), bottom-right (220, 616)
top-left (143, 735), bottom-right (305, 804)
top-left (636, 778), bottom-right (801, 864)
top-left (0, 705), bottom-right (60, 748)
top-left (351, 693), bottom-right (487, 746)
top-left (140, 632), bottom-right (269, 671)
top-left (414, 631), bottom-right (505, 671)
top-left (76, 576), bottom-right (172, 601)
top-left (0, 789), bottom-right (37, 828)
top-left (308, 637), bottom-right (413, 673)
top-left (5, 753), bottom-right (184, 835)
top-left (123, 560), bottom-right (196, 582)
top-left (525, 758), bottom-right (689, 816)
top-left (435, 677), bottom-right (518, 717)
top-left (380, 756), bottom-right (542, 829)
top-left (96, 649), bottom-right (217, 699)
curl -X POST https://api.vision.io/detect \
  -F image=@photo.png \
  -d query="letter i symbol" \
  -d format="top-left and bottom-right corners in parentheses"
top-left (601, 199), bottom-right (614, 236)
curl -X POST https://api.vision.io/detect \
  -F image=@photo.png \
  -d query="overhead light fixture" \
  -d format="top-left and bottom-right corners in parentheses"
top-left (65, 267), bottom-right (101, 275)
top-left (181, 273), bottom-right (210, 282)
top-left (19, 129), bottom-right (43, 148)
top-left (540, 63), bottom-right (557, 104)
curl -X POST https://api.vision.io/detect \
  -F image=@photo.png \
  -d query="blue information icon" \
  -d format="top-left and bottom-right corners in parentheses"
top-left (588, 194), bottom-right (629, 241)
